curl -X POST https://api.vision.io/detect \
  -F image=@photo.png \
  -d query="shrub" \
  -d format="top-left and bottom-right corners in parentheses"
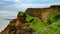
top-left (9, 23), bottom-right (15, 27)
top-left (25, 14), bottom-right (44, 34)
top-left (46, 11), bottom-right (60, 25)
top-left (40, 19), bottom-right (60, 34)
top-left (17, 12), bottom-right (24, 16)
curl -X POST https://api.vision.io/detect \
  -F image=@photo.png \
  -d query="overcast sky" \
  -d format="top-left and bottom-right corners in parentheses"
top-left (0, 0), bottom-right (60, 11)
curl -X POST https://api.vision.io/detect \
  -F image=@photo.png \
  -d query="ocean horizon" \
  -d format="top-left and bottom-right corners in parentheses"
top-left (0, 11), bottom-right (18, 32)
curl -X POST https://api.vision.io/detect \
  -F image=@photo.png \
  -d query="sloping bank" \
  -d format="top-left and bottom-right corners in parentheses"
top-left (0, 12), bottom-right (44, 34)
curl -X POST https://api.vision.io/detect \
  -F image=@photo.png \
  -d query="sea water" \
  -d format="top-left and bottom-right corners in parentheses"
top-left (0, 11), bottom-right (18, 32)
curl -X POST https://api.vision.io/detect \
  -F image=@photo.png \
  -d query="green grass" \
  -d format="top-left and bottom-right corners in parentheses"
top-left (40, 19), bottom-right (60, 34)
top-left (49, 19), bottom-right (60, 27)
top-left (17, 11), bottom-right (24, 16)
top-left (17, 12), bottom-right (45, 33)
top-left (25, 14), bottom-right (44, 34)
top-left (50, 20), bottom-right (60, 34)
top-left (9, 23), bottom-right (15, 27)
top-left (36, 11), bottom-right (60, 34)
top-left (10, 11), bottom-right (60, 34)
top-left (25, 14), bottom-right (33, 22)
top-left (46, 11), bottom-right (60, 25)
top-left (29, 17), bottom-right (44, 32)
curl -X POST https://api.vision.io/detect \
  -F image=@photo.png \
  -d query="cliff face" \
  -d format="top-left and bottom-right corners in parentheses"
top-left (25, 5), bottom-right (60, 24)
top-left (0, 5), bottom-right (60, 34)
top-left (0, 12), bottom-right (35, 34)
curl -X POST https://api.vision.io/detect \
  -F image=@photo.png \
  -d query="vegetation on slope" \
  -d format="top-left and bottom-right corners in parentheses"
top-left (40, 11), bottom-right (60, 34)
top-left (17, 11), bottom-right (60, 34)
top-left (2, 11), bottom-right (60, 34)
top-left (17, 12), bottom-right (44, 34)
top-left (40, 19), bottom-right (60, 34)
top-left (25, 14), bottom-right (44, 33)
top-left (46, 11), bottom-right (60, 25)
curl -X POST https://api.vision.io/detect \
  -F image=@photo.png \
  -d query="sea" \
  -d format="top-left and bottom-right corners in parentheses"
top-left (0, 11), bottom-right (18, 32)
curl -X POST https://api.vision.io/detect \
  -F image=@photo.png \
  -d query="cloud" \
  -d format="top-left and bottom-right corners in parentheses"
top-left (0, 10), bottom-right (18, 16)
top-left (6, 2), bottom-right (60, 11)
top-left (0, 1), bottom-right (3, 4)
top-left (0, 2), bottom-right (2, 4)
top-left (14, 0), bottom-right (19, 2)
top-left (0, 0), bottom-right (60, 11)
top-left (7, 3), bottom-right (51, 11)
top-left (44, 0), bottom-right (49, 1)
top-left (0, 3), bottom-right (56, 11)
top-left (25, 0), bottom-right (32, 3)
top-left (13, 3), bottom-right (51, 9)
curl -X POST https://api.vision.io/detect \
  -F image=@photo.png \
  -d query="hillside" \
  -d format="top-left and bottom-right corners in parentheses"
top-left (0, 5), bottom-right (60, 34)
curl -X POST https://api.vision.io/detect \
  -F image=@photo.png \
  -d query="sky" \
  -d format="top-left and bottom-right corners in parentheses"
top-left (0, 0), bottom-right (60, 11)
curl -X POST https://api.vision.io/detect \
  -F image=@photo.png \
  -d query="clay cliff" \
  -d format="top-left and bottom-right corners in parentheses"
top-left (25, 5), bottom-right (60, 25)
top-left (0, 5), bottom-right (60, 34)
top-left (0, 12), bottom-right (35, 34)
